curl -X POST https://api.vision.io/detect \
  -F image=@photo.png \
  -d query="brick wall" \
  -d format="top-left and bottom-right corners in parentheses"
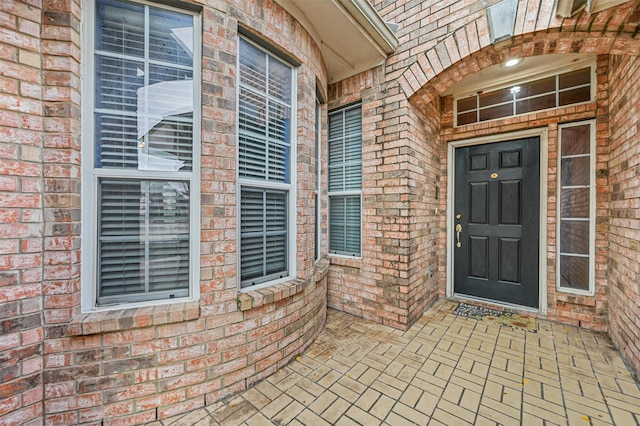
top-left (1, 0), bottom-right (331, 424)
top-left (0, 1), bottom-right (45, 425)
top-left (608, 53), bottom-right (640, 379)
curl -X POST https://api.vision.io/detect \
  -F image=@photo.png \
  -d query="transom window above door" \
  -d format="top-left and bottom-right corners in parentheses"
top-left (456, 67), bottom-right (592, 126)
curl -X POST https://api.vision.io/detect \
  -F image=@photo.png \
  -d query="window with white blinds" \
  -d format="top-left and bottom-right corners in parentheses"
top-left (328, 104), bottom-right (362, 257)
top-left (85, 0), bottom-right (200, 306)
top-left (238, 37), bottom-right (294, 289)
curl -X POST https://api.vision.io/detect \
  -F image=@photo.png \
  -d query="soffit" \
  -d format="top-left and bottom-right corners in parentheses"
top-left (274, 0), bottom-right (398, 84)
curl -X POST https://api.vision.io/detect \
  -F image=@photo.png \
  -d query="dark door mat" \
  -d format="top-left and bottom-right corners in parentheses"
top-left (452, 302), bottom-right (537, 332)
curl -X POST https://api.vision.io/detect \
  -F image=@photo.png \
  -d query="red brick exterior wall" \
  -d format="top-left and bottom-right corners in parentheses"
top-left (1, 0), bottom-right (329, 424)
top-left (2, 0), bottom-right (640, 423)
top-left (0, 0), bottom-right (46, 423)
top-left (608, 53), bottom-right (640, 378)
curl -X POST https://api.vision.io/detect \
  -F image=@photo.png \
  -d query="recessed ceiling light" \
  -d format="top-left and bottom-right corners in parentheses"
top-left (505, 58), bottom-right (521, 67)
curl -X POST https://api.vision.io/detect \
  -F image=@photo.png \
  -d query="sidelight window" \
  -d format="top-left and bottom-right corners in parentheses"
top-left (557, 121), bottom-right (595, 294)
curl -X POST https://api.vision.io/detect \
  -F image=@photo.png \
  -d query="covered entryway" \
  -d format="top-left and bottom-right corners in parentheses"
top-left (453, 137), bottom-right (540, 308)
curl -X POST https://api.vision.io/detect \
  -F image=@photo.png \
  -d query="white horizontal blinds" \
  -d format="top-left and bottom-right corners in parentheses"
top-left (240, 189), bottom-right (288, 287)
top-left (328, 104), bottom-right (362, 256)
top-left (328, 107), bottom-right (362, 192)
top-left (238, 37), bottom-right (293, 287)
top-left (558, 123), bottom-right (593, 293)
top-left (239, 39), bottom-right (291, 183)
top-left (329, 195), bottom-right (361, 256)
top-left (98, 180), bottom-right (190, 301)
top-left (94, 0), bottom-right (196, 304)
top-left (95, 0), bottom-right (194, 170)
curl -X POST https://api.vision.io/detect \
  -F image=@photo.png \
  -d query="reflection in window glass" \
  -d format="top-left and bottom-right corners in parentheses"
top-left (456, 67), bottom-right (592, 126)
top-left (91, 0), bottom-right (198, 305)
top-left (558, 122), bottom-right (594, 293)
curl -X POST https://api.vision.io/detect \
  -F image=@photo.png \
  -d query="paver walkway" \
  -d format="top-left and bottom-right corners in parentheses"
top-left (151, 300), bottom-right (640, 425)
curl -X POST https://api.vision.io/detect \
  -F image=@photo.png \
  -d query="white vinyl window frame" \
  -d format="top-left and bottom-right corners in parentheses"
top-left (81, 0), bottom-right (201, 311)
top-left (315, 96), bottom-right (322, 263)
top-left (236, 36), bottom-right (297, 291)
top-left (328, 103), bottom-right (362, 258)
top-left (556, 120), bottom-right (596, 296)
top-left (453, 59), bottom-right (596, 127)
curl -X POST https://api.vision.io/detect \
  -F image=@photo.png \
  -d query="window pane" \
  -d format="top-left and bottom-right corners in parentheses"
top-left (479, 103), bottom-right (512, 121)
top-left (559, 68), bottom-right (590, 89)
top-left (560, 188), bottom-right (590, 218)
top-left (561, 125), bottom-right (590, 156)
top-left (240, 188), bottom-right (288, 286)
top-left (95, 56), bottom-right (143, 112)
top-left (560, 220), bottom-right (589, 254)
top-left (479, 87), bottom-right (511, 107)
top-left (559, 86), bottom-right (590, 106)
top-left (148, 6), bottom-right (194, 66)
top-left (328, 106), bottom-right (362, 192)
top-left (516, 76), bottom-right (555, 99)
top-left (516, 94), bottom-right (556, 114)
top-left (457, 97), bottom-right (476, 113)
top-left (457, 111), bottom-right (477, 126)
top-left (561, 157), bottom-right (590, 186)
top-left (240, 40), bottom-right (266, 92)
top-left (98, 179), bottom-right (190, 301)
top-left (559, 255), bottom-right (589, 291)
top-left (269, 58), bottom-right (292, 103)
top-left (96, 0), bottom-right (145, 57)
top-left (329, 195), bottom-right (361, 256)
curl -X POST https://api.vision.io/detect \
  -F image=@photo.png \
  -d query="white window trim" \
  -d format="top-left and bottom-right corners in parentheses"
top-left (327, 103), bottom-right (363, 259)
top-left (327, 193), bottom-right (363, 259)
top-left (453, 58), bottom-right (597, 127)
top-left (315, 97), bottom-right (322, 263)
top-left (556, 120), bottom-right (596, 296)
top-left (81, 0), bottom-right (201, 312)
top-left (236, 36), bottom-right (297, 293)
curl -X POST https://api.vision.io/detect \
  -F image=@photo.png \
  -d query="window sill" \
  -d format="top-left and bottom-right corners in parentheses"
top-left (238, 258), bottom-right (330, 311)
top-left (329, 255), bottom-right (362, 269)
top-left (65, 301), bottom-right (200, 336)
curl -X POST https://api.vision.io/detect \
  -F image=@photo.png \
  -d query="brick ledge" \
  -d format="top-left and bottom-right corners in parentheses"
top-left (238, 258), bottom-right (330, 311)
top-left (65, 301), bottom-right (201, 336)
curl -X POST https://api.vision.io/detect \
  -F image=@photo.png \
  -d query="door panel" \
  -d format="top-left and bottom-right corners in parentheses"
top-left (454, 137), bottom-right (540, 308)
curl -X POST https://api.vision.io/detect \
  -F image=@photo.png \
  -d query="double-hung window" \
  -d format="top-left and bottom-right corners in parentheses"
top-left (328, 104), bottom-right (362, 257)
top-left (83, 0), bottom-right (200, 307)
top-left (238, 37), bottom-right (295, 289)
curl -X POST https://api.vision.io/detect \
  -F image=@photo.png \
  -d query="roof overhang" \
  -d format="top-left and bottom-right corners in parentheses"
top-left (274, 0), bottom-right (398, 84)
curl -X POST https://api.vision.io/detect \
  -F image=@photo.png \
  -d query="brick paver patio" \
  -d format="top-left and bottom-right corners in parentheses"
top-left (150, 300), bottom-right (640, 425)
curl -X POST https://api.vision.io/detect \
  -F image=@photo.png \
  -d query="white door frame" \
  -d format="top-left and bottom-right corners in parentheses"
top-left (446, 128), bottom-right (549, 315)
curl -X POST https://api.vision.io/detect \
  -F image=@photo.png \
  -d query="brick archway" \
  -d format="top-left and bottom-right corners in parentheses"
top-left (399, 1), bottom-right (640, 106)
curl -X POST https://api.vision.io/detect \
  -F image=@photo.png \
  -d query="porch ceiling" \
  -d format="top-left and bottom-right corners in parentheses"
top-left (274, 0), bottom-right (398, 84)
